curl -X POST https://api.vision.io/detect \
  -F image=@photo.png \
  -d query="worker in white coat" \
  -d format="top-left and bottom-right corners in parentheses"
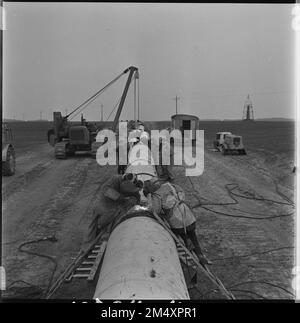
top-left (144, 181), bottom-right (211, 265)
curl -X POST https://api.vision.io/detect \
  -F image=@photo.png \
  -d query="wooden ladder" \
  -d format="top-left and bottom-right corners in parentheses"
top-left (65, 241), bottom-right (107, 282)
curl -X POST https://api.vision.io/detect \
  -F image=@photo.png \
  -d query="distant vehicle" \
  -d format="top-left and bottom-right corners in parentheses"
top-left (47, 113), bottom-right (100, 159)
top-left (2, 123), bottom-right (16, 175)
top-left (213, 132), bottom-right (246, 155)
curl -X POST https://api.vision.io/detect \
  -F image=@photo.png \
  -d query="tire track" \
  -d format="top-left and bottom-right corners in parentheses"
top-left (25, 158), bottom-right (93, 239)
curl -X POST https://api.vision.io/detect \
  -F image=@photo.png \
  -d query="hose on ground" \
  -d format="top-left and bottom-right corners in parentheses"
top-left (188, 179), bottom-right (294, 220)
top-left (17, 235), bottom-right (58, 297)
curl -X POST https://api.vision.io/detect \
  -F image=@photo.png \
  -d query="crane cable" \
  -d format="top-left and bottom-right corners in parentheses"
top-left (68, 70), bottom-right (127, 121)
top-left (134, 70), bottom-right (139, 122)
top-left (104, 73), bottom-right (136, 122)
top-left (105, 96), bottom-right (122, 122)
top-left (134, 73), bottom-right (136, 121)
top-left (137, 72), bottom-right (140, 120)
top-left (69, 72), bottom-right (124, 121)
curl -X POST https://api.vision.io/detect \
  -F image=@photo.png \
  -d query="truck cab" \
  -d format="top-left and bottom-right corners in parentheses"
top-left (213, 132), bottom-right (232, 149)
top-left (213, 131), bottom-right (246, 155)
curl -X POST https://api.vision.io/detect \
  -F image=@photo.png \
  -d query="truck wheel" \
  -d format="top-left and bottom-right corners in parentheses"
top-left (3, 147), bottom-right (16, 176)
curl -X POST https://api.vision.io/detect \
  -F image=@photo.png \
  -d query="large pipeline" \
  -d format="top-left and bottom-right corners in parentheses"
top-left (94, 139), bottom-right (189, 299)
top-left (93, 213), bottom-right (189, 300)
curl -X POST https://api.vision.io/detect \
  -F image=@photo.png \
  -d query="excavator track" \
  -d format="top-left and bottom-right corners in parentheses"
top-left (54, 142), bottom-right (68, 159)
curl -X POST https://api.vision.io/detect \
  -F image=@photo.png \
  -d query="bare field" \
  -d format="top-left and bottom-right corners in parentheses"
top-left (2, 121), bottom-right (295, 299)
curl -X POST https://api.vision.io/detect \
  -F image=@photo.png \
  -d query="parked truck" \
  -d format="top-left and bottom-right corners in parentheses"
top-left (2, 123), bottom-right (16, 175)
top-left (213, 131), bottom-right (246, 155)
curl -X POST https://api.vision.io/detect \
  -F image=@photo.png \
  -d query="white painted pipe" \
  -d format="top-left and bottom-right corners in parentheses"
top-left (93, 215), bottom-right (189, 300)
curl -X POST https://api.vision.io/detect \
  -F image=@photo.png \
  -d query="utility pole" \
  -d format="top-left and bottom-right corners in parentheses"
top-left (101, 104), bottom-right (104, 122)
top-left (137, 80), bottom-right (140, 121)
top-left (174, 95), bottom-right (179, 115)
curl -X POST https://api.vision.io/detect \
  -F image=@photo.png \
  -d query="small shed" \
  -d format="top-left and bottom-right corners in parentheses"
top-left (171, 114), bottom-right (200, 140)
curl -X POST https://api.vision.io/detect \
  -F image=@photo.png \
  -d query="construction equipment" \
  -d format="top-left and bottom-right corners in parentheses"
top-left (2, 123), bottom-right (16, 176)
top-left (213, 132), bottom-right (246, 155)
top-left (47, 66), bottom-right (138, 159)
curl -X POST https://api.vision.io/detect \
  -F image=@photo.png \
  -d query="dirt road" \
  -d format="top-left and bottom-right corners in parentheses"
top-left (177, 146), bottom-right (294, 299)
top-left (2, 141), bottom-right (295, 299)
top-left (2, 144), bottom-right (114, 298)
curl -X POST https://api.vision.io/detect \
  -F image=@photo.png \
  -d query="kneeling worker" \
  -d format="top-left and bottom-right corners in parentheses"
top-left (85, 173), bottom-right (142, 244)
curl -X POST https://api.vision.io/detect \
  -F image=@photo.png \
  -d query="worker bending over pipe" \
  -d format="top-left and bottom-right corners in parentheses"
top-left (85, 173), bottom-right (143, 244)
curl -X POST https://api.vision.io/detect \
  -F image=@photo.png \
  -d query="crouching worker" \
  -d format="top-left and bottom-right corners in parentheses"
top-left (156, 135), bottom-right (175, 182)
top-left (144, 181), bottom-right (211, 265)
top-left (85, 173), bottom-right (142, 244)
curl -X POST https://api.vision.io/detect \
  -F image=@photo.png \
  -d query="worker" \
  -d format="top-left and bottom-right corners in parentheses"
top-left (145, 181), bottom-right (211, 265)
top-left (117, 140), bottom-right (130, 175)
top-left (157, 134), bottom-right (175, 182)
top-left (85, 173), bottom-right (141, 244)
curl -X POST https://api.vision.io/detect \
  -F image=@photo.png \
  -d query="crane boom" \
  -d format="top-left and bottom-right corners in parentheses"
top-left (112, 66), bottom-right (138, 132)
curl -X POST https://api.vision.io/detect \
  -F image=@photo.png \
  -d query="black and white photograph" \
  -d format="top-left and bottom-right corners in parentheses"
top-left (1, 1), bottom-right (298, 305)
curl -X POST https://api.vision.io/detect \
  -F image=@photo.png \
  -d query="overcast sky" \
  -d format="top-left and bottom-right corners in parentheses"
top-left (3, 2), bottom-right (295, 121)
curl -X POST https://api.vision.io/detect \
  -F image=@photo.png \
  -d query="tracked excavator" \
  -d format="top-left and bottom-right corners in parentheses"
top-left (47, 66), bottom-right (139, 159)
